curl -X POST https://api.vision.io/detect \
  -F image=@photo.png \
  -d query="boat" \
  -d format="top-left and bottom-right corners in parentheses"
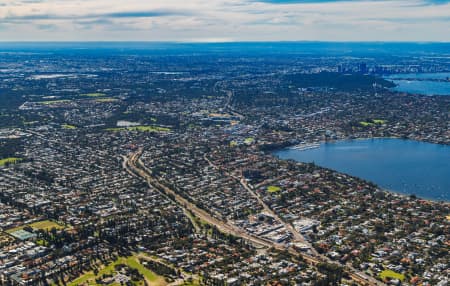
top-left (289, 143), bottom-right (321, 151)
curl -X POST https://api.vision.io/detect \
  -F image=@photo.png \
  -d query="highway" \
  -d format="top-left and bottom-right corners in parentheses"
top-left (203, 154), bottom-right (318, 255)
top-left (124, 149), bottom-right (385, 286)
top-left (125, 149), bottom-right (275, 249)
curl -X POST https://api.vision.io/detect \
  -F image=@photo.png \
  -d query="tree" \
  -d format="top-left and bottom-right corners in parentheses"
top-left (317, 262), bottom-right (343, 286)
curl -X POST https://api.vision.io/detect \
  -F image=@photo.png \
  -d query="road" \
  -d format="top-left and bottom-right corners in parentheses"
top-left (124, 149), bottom-right (385, 286)
top-left (125, 149), bottom-right (275, 249)
top-left (203, 154), bottom-right (318, 255)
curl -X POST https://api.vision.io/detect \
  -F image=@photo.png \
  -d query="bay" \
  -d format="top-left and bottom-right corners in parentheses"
top-left (274, 138), bottom-right (450, 201)
top-left (385, 73), bottom-right (450, 96)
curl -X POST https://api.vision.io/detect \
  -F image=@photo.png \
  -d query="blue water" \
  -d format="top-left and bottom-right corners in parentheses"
top-left (1, 42), bottom-right (450, 57)
top-left (385, 73), bottom-right (450, 96)
top-left (274, 138), bottom-right (450, 201)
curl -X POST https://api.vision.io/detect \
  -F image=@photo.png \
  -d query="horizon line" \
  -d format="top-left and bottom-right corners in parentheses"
top-left (1, 40), bottom-right (450, 44)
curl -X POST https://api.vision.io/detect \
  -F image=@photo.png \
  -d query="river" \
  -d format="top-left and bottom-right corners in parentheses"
top-left (385, 73), bottom-right (450, 96)
top-left (274, 138), bottom-right (450, 201)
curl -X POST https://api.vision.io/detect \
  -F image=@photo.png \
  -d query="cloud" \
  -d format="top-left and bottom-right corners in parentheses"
top-left (253, 0), bottom-right (449, 3)
top-left (37, 23), bottom-right (57, 30)
top-left (2, 14), bottom-right (68, 21)
top-left (103, 10), bottom-right (189, 18)
top-left (1, 9), bottom-right (189, 22)
top-left (253, 0), bottom-right (366, 3)
top-left (0, 0), bottom-right (448, 41)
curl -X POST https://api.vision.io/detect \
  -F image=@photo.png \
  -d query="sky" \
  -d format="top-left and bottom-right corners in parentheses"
top-left (0, 0), bottom-right (449, 42)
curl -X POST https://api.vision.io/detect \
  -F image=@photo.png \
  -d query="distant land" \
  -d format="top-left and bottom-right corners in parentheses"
top-left (0, 41), bottom-right (449, 286)
top-left (1, 41), bottom-right (450, 56)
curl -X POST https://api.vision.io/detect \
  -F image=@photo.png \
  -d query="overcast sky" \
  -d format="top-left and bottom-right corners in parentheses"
top-left (0, 0), bottom-right (449, 42)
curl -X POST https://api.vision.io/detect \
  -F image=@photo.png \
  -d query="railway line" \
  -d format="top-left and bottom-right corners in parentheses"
top-left (124, 149), bottom-right (385, 286)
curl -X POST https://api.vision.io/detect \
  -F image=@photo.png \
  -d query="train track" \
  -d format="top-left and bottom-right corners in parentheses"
top-left (124, 149), bottom-right (385, 286)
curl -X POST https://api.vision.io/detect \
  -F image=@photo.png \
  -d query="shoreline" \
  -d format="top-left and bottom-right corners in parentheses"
top-left (377, 186), bottom-right (450, 204)
top-left (327, 136), bottom-right (449, 146)
top-left (272, 137), bottom-right (450, 204)
top-left (383, 73), bottom-right (450, 97)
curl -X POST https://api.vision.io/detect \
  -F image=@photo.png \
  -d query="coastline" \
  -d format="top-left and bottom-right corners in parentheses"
top-left (272, 137), bottom-right (450, 204)
top-left (377, 186), bottom-right (450, 204)
top-left (326, 136), bottom-right (449, 146)
top-left (384, 73), bottom-right (450, 97)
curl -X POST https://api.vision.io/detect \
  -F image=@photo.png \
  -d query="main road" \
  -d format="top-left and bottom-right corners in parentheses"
top-left (124, 149), bottom-right (385, 286)
top-left (125, 149), bottom-right (275, 249)
top-left (203, 154), bottom-right (318, 254)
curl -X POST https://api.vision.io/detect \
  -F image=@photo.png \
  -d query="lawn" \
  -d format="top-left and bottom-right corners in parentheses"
top-left (267, 186), bottom-right (281, 193)
top-left (373, 119), bottom-right (387, 124)
top-left (82, 93), bottom-right (106, 97)
top-left (68, 254), bottom-right (166, 286)
top-left (68, 271), bottom-right (96, 286)
top-left (0, 157), bottom-right (22, 166)
top-left (359, 121), bottom-right (374, 127)
top-left (6, 220), bottom-right (65, 233)
top-left (106, 126), bottom-right (171, 133)
top-left (125, 256), bottom-right (165, 284)
top-left (62, 124), bottom-right (77, 129)
top-left (131, 126), bottom-right (170, 132)
top-left (29, 220), bottom-right (65, 231)
top-left (95, 98), bottom-right (118, 103)
top-left (360, 119), bottom-right (387, 126)
top-left (39, 100), bottom-right (72, 105)
top-left (244, 137), bottom-right (255, 144)
top-left (379, 270), bottom-right (405, 281)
